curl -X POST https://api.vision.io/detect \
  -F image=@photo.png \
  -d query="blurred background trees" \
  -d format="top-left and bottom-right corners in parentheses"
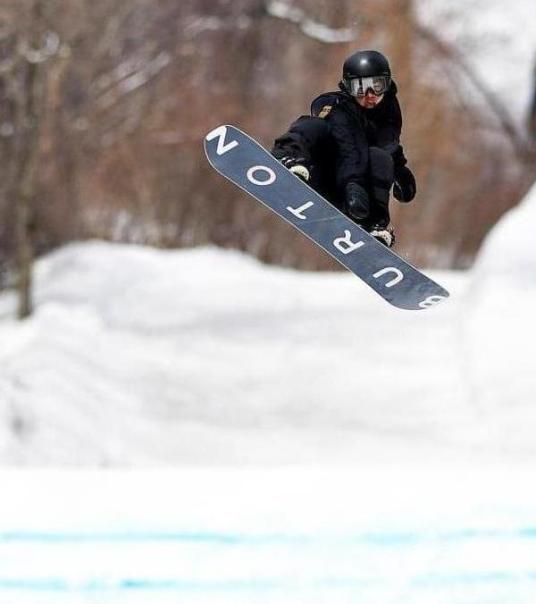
top-left (1, 0), bottom-right (535, 311)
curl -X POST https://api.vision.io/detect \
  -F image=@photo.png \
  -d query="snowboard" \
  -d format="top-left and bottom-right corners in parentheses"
top-left (204, 125), bottom-right (449, 311)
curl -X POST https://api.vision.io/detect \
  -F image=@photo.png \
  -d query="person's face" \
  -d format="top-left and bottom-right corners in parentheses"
top-left (356, 90), bottom-right (384, 109)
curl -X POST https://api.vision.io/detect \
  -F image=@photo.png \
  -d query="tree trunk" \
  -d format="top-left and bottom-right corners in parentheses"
top-left (15, 1), bottom-right (47, 319)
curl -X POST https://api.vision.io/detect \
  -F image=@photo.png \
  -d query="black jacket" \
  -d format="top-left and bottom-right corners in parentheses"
top-left (310, 82), bottom-right (407, 189)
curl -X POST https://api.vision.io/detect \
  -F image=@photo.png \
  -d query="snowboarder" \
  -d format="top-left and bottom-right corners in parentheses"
top-left (272, 49), bottom-right (416, 247)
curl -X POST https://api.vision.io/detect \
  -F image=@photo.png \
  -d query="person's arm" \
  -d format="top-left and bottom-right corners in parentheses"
top-left (271, 120), bottom-right (313, 181)
top-left (376, 95), bottom-right (416, 203)
top-left (375, 94), bottom-right (403, 158)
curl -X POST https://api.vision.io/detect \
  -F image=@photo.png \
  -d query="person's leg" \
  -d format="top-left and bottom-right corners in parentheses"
top-left (272, 117), bottom-right (333, 194)
top-left (364, 147), bottom-right (396, 246)
top-left (367, 147), bottom-right (394, 228)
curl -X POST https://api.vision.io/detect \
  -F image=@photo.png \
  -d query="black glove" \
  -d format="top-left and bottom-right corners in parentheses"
top-left (279, 156), bottom-right (311, 182)
top-left (345, 182), bottom-right (370, 222)
top-left (393, 166), bottom-right (416, 203)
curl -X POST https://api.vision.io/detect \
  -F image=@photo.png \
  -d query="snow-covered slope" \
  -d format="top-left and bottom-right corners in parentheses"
top-left (0, 200), bottom-right (534, 466)
top-left (0, 225), bottom-right (535, 600)
top-left (3, 465), bottom-right (536, 604)
top-left (0, 242), bottom-right (471, 466)
top-left (463, 181), bottom-right (536, 416)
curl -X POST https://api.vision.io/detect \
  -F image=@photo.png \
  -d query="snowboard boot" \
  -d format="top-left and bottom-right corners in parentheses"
top-left (368, 224), bottom-right (395, 248)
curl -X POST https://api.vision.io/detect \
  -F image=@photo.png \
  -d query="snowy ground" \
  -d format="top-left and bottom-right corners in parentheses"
top-left (0, 240), bottom-right (472, 466)
top-left (2, 466), bottom-right (536, 604)
top-left (0, 195), bottom-right (535, 465)
top-left (1, 183), bottom-right (536, 602)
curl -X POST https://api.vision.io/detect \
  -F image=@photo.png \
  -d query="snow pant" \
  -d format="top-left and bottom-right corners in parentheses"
top-left (272, 116), bottom-right (394, 227)
top-left (367, 146), bottom-right (394, 228)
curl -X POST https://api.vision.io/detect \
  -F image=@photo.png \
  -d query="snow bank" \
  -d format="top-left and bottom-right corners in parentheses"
top-left (471, 181), bottom-right (536, 279)
top-left (1, 174), bottom-right (535, 466)
top-left (0, 241), bottom-right (474, 465)
top-left (463, 182), bottom-right (536, 416)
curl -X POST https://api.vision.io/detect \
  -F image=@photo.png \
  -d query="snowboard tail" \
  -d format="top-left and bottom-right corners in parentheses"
top-left (204, 124), bottom-right (449, 311)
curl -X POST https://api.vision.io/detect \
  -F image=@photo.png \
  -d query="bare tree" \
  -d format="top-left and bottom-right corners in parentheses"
top-left (0, 0), bottom-right (173, 316)
top-left (0, 1), bottom-right (58, 318)
top-left (1, 0), bottom-right (534, 297)
top-left (18, 2), bottom-right (60, 318)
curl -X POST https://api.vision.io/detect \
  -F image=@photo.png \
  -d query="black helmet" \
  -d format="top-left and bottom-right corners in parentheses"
top-left (341, 50), bottom-right (392, 96)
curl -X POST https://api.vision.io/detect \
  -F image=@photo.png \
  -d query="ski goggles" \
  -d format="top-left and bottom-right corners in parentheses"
top-left (349, 76), bottom-right (390, 97)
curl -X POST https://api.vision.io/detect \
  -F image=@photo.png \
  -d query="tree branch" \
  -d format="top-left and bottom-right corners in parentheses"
top-left (264, 0), bottom-right (357, 44)
top-left (414, 23), bottom-right (533, 162)
top-left (94, 50), bottom-right (171, 109)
